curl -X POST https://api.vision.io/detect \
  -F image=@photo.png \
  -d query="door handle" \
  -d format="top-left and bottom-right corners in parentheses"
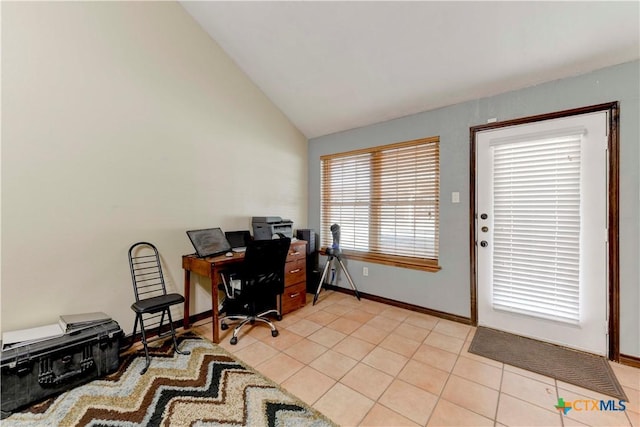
top-left (480, 241), bottom-right (488, 248)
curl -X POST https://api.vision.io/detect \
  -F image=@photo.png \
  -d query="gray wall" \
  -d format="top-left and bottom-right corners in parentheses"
top-left (308, 60), bottom-right (640, 358)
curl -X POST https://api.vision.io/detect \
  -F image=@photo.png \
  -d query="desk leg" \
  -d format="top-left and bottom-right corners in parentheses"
top-left (211, 272), bottom-right (220, 344)
top-left (183, 269), bottom-right (191, 330)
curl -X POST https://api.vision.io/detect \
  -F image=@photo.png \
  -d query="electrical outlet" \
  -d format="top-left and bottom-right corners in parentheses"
top-left (363, 267), bottom-right (369, 276)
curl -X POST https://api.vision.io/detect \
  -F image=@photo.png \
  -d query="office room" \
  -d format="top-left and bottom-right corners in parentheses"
top-left (1, 1), bottom-right (639, 426)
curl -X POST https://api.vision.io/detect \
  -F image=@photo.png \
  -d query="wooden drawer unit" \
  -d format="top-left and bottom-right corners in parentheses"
top-left (281, 282), bottom-right (306, 315)
top-left (287, 241), bottom-right (306, 262)
top-left (285, 258), bottom-right (306, 286)
top-left (280, 240), bottom-right (307, 314)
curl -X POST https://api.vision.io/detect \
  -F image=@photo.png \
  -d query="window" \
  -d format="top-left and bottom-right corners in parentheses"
top-left (320, 136), bottom-right (440, 271)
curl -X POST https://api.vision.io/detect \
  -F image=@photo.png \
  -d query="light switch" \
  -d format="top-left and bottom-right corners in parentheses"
top-left (452, 192), bottom-right (460, 203)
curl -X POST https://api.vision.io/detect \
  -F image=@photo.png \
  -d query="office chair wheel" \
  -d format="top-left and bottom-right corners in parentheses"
top-left (271, 330), bottom-right (279, 337)
top-left (230, 336), bottom-right (238, 345)
top-left (221, 322), bottom-right (229, 330)
top-left (276, 314), bottom-right (282, 321)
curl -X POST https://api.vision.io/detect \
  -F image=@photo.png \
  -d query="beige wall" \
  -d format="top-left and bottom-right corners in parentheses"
top-left (1, 2), bottom-right (308, 333)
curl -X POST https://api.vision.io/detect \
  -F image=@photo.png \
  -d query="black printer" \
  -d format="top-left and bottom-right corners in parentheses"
top-left (252, 216), bottom-right (293, 240)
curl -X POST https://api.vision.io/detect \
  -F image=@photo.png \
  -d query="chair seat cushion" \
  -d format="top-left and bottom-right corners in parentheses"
top-left (131, 293), bottom-right (185, 314)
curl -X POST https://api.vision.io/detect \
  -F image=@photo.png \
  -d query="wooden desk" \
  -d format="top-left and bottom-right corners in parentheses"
top-left (182, 252), bottom-right (243, 343)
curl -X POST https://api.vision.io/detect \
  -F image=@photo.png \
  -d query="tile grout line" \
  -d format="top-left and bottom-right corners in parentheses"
top-left (555, 378), bottom-right (566, 427)
top-left (423, 320), bottom-right (456, 427)
top-left (493, 362), bottom-right (505, 427)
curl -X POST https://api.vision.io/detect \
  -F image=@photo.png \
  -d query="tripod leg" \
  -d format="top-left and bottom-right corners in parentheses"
top-left (313, 256), bottom-right (332, 305)
top-left (337, 257), bottom-right (361, 300)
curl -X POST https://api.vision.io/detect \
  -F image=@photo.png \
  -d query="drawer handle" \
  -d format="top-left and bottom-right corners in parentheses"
top-left (290, 293), bottom-right (300, 298)
top-left (289, 268), bottom-right (301, 274)
top-left (290, 251), bottom-right (300, 256)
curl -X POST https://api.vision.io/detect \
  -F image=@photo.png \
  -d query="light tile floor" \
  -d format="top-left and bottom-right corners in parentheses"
top-left (191, 291), bottom-right (640, 427)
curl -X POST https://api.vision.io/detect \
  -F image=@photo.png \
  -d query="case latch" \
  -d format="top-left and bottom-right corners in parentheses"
top-left (8, 348), bottom-right (31, 376)
top-left (15, 353), bottom-right (31, 376)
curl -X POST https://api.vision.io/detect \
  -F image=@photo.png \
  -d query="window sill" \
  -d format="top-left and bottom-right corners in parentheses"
top-left (320, 248), bottom-right (441, 272)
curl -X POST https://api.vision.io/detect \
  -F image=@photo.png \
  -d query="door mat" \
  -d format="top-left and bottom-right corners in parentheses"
top-left (469, 327), bottom-right (628, 401)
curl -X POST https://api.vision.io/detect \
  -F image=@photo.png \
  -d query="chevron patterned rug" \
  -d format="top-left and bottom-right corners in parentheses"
top-left (4, 334), bottom-right (336, 426)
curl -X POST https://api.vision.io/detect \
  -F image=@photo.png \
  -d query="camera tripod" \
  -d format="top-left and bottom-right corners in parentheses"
top-left (313, 248), bottom-right (361, 305)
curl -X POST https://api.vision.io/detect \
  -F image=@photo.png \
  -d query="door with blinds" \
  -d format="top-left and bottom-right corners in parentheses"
top-left (476, 111), bottom-right (608, 355)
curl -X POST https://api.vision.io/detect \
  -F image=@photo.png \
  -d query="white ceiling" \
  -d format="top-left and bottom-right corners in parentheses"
top-left (180, 1), bottom-right (640, 139)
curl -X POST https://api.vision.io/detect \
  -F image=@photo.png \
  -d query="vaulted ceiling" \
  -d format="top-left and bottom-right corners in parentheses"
top-left (181, 1), bottom-right (639, 138)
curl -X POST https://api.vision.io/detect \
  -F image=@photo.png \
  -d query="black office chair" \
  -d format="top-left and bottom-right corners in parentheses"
top-left (219, 238), bottom-right (291, 345)
top-left (128, 242), bottom-right (189, 374)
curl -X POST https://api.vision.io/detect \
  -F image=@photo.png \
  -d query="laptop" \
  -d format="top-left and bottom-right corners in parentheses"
top-left (186, 227), bottom-right (232, 258)
top-left (225, 230), bottom-right (252, 253)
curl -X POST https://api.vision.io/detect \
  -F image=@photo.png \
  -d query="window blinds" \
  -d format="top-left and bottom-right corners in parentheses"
top-left (491, 135), bottom-right (582, 324)
top-left (321, 152), bottom-right (372, 252)
top-left (321, 137), bottom-right (439, 268)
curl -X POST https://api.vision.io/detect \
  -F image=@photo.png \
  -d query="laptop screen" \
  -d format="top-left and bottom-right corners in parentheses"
top-left (225, 230), bottom-right (251, 249)
top-left (186, 228), bottom-right (232, 258)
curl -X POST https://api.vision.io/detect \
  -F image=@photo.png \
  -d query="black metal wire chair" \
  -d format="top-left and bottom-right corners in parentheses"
top-left (128, 242), bottom-right (189, 374)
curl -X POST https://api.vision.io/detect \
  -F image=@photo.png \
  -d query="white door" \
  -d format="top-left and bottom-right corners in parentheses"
top-left (476, 111), bottom-right (608, 356)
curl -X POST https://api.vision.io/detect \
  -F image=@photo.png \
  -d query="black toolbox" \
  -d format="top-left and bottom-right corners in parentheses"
top-left (1, 320), bottom-right (122, 418)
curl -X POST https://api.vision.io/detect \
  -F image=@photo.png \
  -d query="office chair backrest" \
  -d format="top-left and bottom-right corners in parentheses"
top-left (128, 242), bottom-right (168, 303)
top-left (240, 238), bottom-right (291, 292)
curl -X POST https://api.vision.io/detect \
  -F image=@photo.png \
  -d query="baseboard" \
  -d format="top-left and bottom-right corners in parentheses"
top-left (121, 310), bottom-right (214, 350)
top-left (322, 285), bottom-right (472, 325)
top-left (619, 353), bottom-right (640, 369)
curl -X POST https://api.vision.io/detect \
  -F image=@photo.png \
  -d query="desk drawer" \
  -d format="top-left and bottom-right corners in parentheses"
top-left (285, 259), bottom-right (306, 286)
top-left (281, 282), bottom-right (306, 314)
top-left (287, 242), bottom-right (306, 262)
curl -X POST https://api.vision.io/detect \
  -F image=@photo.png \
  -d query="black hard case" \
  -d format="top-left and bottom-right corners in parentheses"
top-left (1, 320), bottom-right (122, 417)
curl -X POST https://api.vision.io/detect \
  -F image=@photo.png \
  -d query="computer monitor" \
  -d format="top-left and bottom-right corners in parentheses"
top-left (186, 227), bottom-right (232, 258)
top-left (225, 230), bottom-right (252, 250)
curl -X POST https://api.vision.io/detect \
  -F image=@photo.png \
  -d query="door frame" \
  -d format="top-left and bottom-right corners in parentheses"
top-left (469, 102), bottom-right (620, 361)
